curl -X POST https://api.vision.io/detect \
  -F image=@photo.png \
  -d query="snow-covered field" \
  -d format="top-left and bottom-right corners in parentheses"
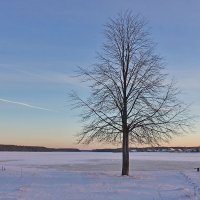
top-left (0, 152), bottom-right (200, 200)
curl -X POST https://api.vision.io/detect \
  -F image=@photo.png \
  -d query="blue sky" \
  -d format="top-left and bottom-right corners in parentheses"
top-left (0, 0), bottom-right (200, 149)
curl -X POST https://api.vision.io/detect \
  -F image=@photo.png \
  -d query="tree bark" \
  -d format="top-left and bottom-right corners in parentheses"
top-left (122, 62), bottom-right (129, 176)
top-left (122, 126), bottom-right (129, 176)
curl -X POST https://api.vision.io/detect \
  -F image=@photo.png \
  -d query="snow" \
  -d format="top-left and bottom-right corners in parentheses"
top-left (0, 152), bottom-right (200, 199)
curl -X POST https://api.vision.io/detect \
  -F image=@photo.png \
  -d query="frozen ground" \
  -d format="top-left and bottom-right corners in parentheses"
top-left (0, 152), bottom-right (200, 200)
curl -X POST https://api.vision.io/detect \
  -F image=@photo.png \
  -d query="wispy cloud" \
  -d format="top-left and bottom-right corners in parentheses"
top-left (0, 98), bottom-right (54, 112)
top-left (0, 64), bottom-right (82, 86)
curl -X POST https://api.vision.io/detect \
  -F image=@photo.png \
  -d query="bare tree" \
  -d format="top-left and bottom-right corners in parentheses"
top-left (71, 12), bottom-right (191, 176)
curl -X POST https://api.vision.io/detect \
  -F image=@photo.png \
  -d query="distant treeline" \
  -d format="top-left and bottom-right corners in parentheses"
top-left (0, 144), bottom-right (199, 152)
top-left (92, 147), bottom-right (200, 152)
top-left (0, 145), bottom-right (80, 152)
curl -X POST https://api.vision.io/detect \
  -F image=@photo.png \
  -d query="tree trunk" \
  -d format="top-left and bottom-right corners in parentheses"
top-left (122, 68), bottom-right (129, 176)
top-left (122, 128), bottom-right (129, 176)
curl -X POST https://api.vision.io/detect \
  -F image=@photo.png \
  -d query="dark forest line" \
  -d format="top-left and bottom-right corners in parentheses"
top-left (0, 144), bottom-right (199, 152)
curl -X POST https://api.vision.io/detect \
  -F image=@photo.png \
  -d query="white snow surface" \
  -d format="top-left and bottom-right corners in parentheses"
top-left (0, 152), bottom-right (200, 200)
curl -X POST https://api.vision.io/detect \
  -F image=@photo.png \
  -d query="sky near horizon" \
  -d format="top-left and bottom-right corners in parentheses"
top-left (0, 0), bottom-right (200, 149)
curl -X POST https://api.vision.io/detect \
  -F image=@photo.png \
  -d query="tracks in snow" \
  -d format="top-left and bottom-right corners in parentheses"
top-left (180, 171), bottom-right (200, 200)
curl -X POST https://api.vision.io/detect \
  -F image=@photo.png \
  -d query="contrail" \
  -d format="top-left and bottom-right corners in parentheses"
top-left (0, 98), bottom-right (54, 112)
